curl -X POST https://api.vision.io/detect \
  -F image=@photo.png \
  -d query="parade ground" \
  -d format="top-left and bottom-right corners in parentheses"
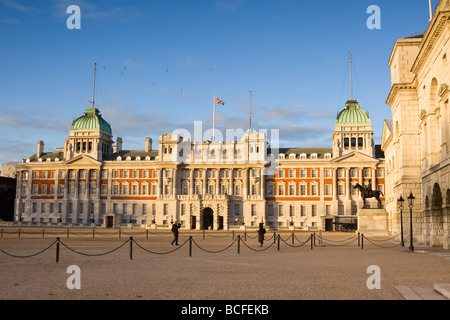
top-left (0, 228), bottom-right (449, 300)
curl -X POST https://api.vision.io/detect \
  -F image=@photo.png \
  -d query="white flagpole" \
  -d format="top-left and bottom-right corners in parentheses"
top-left (213, 94), bottom-right (216, 142)
top-left (429, 0), bottom-right (433, 21)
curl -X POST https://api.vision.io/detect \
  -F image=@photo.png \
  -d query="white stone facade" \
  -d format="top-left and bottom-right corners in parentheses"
top-left (383, 0), bottom-right (450, 248)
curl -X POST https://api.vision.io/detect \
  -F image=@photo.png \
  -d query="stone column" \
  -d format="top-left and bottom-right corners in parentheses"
top-left (189, 169), bottom-right (194, 195)
top-left (243, 168), bottom-right (249, 200)
top-left (229, 168), bottom-right (234, 195)
top-left (172, 168), bottom-right (177, 198)
top-left (332, 168), bottom-right (337, 201)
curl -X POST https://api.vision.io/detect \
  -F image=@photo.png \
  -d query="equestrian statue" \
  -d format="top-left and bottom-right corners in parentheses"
top-left (353, 180), bottom-right (384, 209)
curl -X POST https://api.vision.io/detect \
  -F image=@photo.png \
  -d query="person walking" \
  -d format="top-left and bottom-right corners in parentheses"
top-left (257, 223), bottom-right (266, 247)
top-left (171, 222), bottom-right (181, 246)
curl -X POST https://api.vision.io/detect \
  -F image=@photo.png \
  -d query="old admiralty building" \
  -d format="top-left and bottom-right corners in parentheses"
top-left (13, 99), bottom-right (386, 231)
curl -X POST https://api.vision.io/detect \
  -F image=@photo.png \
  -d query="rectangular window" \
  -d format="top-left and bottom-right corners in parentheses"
top-left (278, 184), bottom-right (285, 196)
top-left (142, 204), bottom-right (147, 215)
top-left (289, 169), bottom-right (296, 178)
top-left (311, 205), bottom-right (317, 217)
top-left (351, 138), bottom-right (356, 147)
top-left (234, 204), bottom-right (240, 216)
top-left (278, 204), bottom-right (283, 217)
top-left (268, 204), bottom-right (273, 217)
top-left (251, 204), bottom-right (256, 216)
top-left (289, 205), bottom-right (295, 217)
top-left (358, 137), bottom-right (364, 147)
top-left (311, 184), bottom-right (318, 196)
top-left (289, 184), bottom-right (296, 196)
top-left (344, 138), bottom-right (349, 148)
top-left (325, 185), bottom-right (332, 196)
top-left (300, 184), bottom-right (307, 196)
top-left (32, 202), bottom-right (37, 213)
top-left (300, 205), bottom-right (306, 216)
top-left (163, 204), bottom-right (168, 215)
top-left (338, 184), bottom-right (345, 195)
top-left (181, 204), bottom-right (186, 216)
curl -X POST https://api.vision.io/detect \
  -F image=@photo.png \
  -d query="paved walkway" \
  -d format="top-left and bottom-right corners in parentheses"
top-left (0, 229), bottom-right (449, 300)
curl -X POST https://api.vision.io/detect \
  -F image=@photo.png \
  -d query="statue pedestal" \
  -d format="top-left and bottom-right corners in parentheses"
top-left (357, 208), bottom-right (389, 237)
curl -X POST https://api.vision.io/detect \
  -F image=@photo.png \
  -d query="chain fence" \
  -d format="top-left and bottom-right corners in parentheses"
top-left (0, 228), bottom-right (410, 263)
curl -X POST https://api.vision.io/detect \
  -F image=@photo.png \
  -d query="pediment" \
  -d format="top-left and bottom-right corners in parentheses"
top-left (332, 151), bottom-right (379, 164)
top-left (65, 154), bottom-right (102, 166)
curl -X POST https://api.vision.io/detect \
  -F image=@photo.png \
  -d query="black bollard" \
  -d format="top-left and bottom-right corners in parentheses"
top-left (277, 234), bottom-right (280, 251)
top-left (310, 234), bottom-right (313, 250)
top-left (361, 234), bottom-right (364, 249)
top-left (189, 236), bottom-right (193, 257)
top-left (56, 237), bottom-right (60, 263)
top-left (358, 232), bottom-right (360, 247)
top-left (237, 235), bottom-right (241, 254)
top-left (129, 237), bottom-right (133, 260)
top-left (292, 232), bottom-right (294, 245)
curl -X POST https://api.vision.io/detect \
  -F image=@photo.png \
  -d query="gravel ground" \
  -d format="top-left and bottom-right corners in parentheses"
top-left (0, 229), bottom-right (449, 300)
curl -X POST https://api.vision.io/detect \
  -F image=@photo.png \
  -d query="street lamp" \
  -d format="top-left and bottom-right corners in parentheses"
top-left (407, 191), bottom-right (415, 252)
top-left (397, 195), bottom-right (405, 247)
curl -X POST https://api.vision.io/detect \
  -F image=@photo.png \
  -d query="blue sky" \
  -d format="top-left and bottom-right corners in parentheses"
top-left (0, 0), bottom-right (434, 164)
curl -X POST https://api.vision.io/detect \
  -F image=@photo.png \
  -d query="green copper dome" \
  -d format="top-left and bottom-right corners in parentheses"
top-left (71, 107), bottom-right (112, 135)
top-left (336, 100), bottom-right (371, 125)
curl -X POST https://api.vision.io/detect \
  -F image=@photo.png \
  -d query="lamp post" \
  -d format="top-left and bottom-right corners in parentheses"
top-left (407, 192), bottom-right (415, 252)
top-left (397, 195), bottom-right (405, 247)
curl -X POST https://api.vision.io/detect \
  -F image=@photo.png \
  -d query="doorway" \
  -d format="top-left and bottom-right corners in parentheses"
top-left (202, 207), bottom-right (214, 230)
top-left (325, 219), bottom-right (333, 232)
top-left (106, 216), bottom-right (114, 228)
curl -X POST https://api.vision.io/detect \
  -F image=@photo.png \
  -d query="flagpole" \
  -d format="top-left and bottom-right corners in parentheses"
top-left (213, 94), bottom-right (216, 142)
top-left (429, 0), bottom-right (433, 21)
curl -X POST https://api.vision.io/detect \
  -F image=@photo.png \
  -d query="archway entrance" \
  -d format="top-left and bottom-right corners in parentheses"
top-left (202, 207), bottom-right (214, 230)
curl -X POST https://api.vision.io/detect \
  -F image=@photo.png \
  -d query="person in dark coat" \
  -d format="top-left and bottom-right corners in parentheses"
top-left (257, 223), bottom-right (266, 247)
top-left (171, 222), bottom-right (181, 246)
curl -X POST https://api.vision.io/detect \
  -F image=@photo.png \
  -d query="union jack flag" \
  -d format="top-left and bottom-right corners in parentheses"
top-left (215, 97), bottom-right (225, 105)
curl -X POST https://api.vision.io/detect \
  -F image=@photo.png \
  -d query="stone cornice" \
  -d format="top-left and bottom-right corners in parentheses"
top-left (386, 83), bottom-right (417, 106)
top-left (411, 9), bottom-right (450, 74)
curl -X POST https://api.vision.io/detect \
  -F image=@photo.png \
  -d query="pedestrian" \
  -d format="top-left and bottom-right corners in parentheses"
top-left (171, 222), bottom-right (181, 246)
top-left (257, 223), bottom-right (266, 247)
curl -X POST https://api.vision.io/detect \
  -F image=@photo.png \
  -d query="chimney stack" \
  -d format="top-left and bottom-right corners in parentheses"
top-left (37, 140), bottom-right (44, 158)
top-left (145, 137), bottom-right (152, 152)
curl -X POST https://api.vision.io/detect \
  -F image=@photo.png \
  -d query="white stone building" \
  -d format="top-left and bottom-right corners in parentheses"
top-left (382, 0), bottom-right (450, 248)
